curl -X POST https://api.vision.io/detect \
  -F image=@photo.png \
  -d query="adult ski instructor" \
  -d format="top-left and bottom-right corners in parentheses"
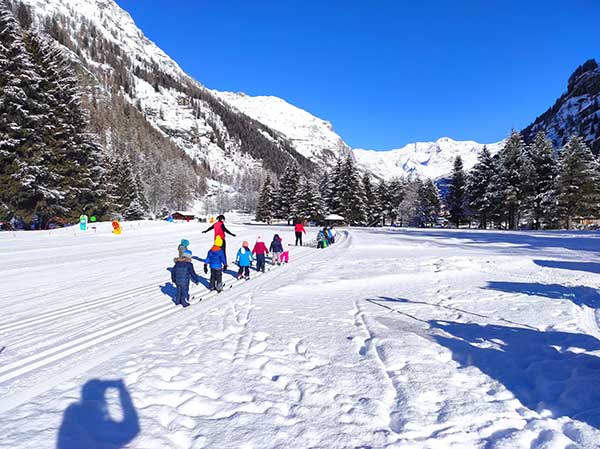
top-left (203, 215), bottom-right (236, 256)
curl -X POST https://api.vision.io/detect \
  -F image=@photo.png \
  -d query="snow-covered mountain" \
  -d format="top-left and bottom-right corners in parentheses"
top-left (215, 92), bottom-right (353, 165)
top-left (354, 137), bottom-right (503, 180)
top-left (17, 0), bottom-right (318, 209)
top-left (522, 59), bottom-right (600, 155)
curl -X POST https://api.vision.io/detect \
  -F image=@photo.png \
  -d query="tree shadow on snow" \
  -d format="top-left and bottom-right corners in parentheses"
top-left (366, 228), bottom-right (600, 255)
top-left (56, 378), bottom-right (140, 449)
top-left (430, 321), bottom-right (600, 428)
top-left (485, 281), bottom-right (600, 309)
top-left (534, 260), bottom-right (600, 275)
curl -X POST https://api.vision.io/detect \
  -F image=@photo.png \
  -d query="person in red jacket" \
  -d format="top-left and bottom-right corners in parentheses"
top-left (203, 214), bottom-right (236, 255)
top-left (294, 219), bottom-right (307, 246)
top-left (252, 236), bottom-right (269, 272)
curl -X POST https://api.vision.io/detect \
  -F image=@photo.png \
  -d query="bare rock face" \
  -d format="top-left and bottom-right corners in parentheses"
top-left (523, 59), bottom-right (600, 155)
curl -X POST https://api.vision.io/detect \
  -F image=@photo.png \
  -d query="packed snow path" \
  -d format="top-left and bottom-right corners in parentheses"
top-left (2, 224), bottom-right (600, 448)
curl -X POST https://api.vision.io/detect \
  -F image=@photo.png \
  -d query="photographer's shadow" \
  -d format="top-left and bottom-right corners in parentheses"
top-left (57, 379), bottom-right (140, 449)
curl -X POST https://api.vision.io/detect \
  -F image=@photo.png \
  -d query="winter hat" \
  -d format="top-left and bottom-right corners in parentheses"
top-left (256, 236), bottom-right (262, 243)
top-left (181, 239), bottom-right (190, 247)
top-left (214, 235), bottom-right (223, 247)
top-left (183, 250), bottom-right (192, 259)
top-left (242, 241), bottom-right (249, 247)
top-left (217, 214), bottom-right (225, 221)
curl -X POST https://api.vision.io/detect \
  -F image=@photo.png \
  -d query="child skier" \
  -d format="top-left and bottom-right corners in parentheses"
top-left (317, 229), bottom-right (327, 249)
top-left (203, 236), bottom-right (228, 292)
top-left (235, 241), bottom-right (253, 280)
top-left (178, 239), bottom-right (190, 258)
top-left (252, 236), bottom-right (269, 272)
top-left (270, 234), bottom-right (284, 265)
top-left (171, 249), bottom-right (199, 307)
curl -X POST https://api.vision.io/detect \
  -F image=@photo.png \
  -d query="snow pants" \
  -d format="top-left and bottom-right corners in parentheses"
top-left (281, 251), bottom-right (289, 263)
top-left (175, 283), bottom-right (190, 305)
top-left (209, 268), bottom-right (223, 290)
top-left (295, 231), bottom-right (303, 246)
top-left (255, 254), bottom-right (266, 272)
top-left (238, 265), bottom-right (250, 278)
top-left (272, 251), bottom-right (282, 265)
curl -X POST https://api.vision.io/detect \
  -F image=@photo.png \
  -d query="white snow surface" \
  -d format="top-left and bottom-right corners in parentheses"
top-left (215, 92), bottom-right (353, 165)
top-left (2, 223), bottom-right (600, 448)
top-left (354, 137), bottom-right (504, 180)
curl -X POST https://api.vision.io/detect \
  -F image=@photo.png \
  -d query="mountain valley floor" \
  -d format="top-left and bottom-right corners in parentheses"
top-left (1, 222), bottom-right (600, 448)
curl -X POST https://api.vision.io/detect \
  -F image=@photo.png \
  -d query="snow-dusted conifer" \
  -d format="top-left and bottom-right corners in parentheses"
top-left (446, 156), bottom-right (467, 228)
top-left (497, 131), bottom-right (528, 229)
top-left (523, 131), bottom-right (558, 229)
top-left (556, 136), bottom-right (600, 229)
top-left (256, 175), bottom-right (274, 223)
top-left (467, 146), bottom-right (496, 229)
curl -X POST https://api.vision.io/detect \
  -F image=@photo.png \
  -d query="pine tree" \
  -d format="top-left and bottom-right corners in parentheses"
top-left (467, 146), bottom-right (496, 229)
top-left (446, 156), bottom-right (466, 228)
top-left (256, 175), bottom-right (274, 223)
top-left (398, 179), bottom-right (422, 227)
top-left (497, 131), bottom-right (528, 229)
top-left (523, 131), bottom-right (558, 229)
top-left (362, 173), bottom-right (375, 212)
top-left (373, 180), bottom-right (388, 226)
top-left (419, 178), bottom-right (441, 227)
top-left (325, 159), bottom-right (343, 214)
top-left (124, 197), bottom-right (146, 220)
top-left (275, 161), bottom-right (300, 222)
top-left (336, 157), bottom-right (367, 225)
top-left (556, 136), bottom-right (600, 229)
top-left (386, 178), bottom-right (405, 225)
top-left (294, 177), bottom-right (324, 222)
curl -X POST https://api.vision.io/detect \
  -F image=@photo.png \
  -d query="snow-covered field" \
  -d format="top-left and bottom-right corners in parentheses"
top-left (2, 223), bottom-right (600, 448)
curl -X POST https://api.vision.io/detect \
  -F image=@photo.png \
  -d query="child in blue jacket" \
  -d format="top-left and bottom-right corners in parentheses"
top-left (171, 250), bottom-right (199, 307)
top-left (204, 236), bottom-right (228, 292)
top-left (235, 241), bottom-right (253, 280)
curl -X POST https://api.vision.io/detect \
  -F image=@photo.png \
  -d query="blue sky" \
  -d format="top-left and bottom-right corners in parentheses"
top-left (115, 0), bottom-right (600, 150)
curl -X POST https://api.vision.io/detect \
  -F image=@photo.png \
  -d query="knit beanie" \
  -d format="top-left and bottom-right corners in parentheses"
top-left (182, 250), bottom-right (192, 259)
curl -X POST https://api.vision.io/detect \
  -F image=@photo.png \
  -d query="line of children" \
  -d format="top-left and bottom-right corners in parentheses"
top-left (170, 229), bottom-right (298, 307)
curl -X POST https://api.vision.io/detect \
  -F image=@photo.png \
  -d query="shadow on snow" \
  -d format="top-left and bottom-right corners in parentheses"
top-left (534, 259), bottom-right (600, 275)
top-left (56, 379), bottom-right (140, 449)
top-left (485, 281), bottom-right (600, 309)
top-left (431, 321), bottom-right (600, 428)
top-left (367, 228), bottom-right (600, 255)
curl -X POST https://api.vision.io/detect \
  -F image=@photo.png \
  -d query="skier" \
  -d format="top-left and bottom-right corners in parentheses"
top-left (171, 249), bottom-right (200, 307)
top-left (270, 234), bottom-right (284, 265)
top-left (202, 214), bottom-right (236, 255)
top-left (294, 220), bottom-right (307, 246)
top-left (252, 236), bottom-right (269, 272)
top-left (235, 241), bottom-right (253, 280)
top-left (203, 236), bottom-right (228, 292)
top-left (317, 229), bottom-right (327, 249)
top-left (178, 239), bottom-right (190, 258)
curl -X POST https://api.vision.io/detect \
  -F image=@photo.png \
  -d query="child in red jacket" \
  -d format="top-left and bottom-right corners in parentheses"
top-left (252, 236), bottom-right (269, 272)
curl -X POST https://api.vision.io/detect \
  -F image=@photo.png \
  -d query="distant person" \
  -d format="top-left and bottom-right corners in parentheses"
top-left (171, 249), bottom-right (199, 307)
top-left (204, 236), bottom-right (227, 292)
top-left (202, 214), bottom-right (236, 255)
top-left (317, 229), bottom-right (327, 249)
top-left (235, 241), bottom-right (253, 280)
top-left (294, 220), bottom-right (307, 246)
top-left (270, 234), bottom-right (284, 265)
top-left (56, 379), bottom-right (140, 449)
top-left (178, 238), bottom-right (190, 258)
top-left (252, 236), bottom-right (269, 273)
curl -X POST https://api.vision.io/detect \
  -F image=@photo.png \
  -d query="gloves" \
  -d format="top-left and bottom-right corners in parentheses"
top-left (203, 264), bottom-right (208, 274)
top-left (202, 230), bottom-right (207, 234)
top-left (223, 264), bottom-right (228, 271)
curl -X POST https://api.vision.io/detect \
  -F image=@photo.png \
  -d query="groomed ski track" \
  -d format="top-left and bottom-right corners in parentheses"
top-left (0, 224), bottom-right (349, 414)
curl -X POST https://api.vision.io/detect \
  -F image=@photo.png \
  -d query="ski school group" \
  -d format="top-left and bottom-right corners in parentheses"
top-left (169, 215), bottom-right (337, 307)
